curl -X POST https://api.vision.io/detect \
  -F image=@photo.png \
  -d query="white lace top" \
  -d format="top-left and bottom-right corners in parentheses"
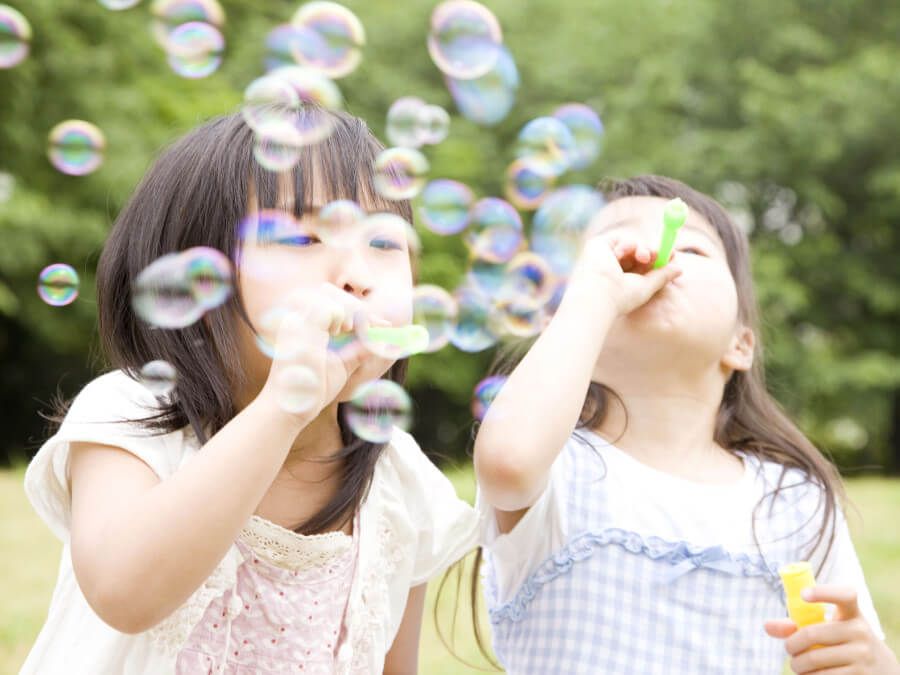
top-left (21, 371), bottom-right (485, 675)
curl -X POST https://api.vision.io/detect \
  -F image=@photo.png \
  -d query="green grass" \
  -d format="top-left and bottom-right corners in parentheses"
top-left (2, 464), bottom-right (898, 674)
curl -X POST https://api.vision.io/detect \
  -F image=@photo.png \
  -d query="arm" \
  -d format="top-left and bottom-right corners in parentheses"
top-left (383, 584), bottom-right (427, 675)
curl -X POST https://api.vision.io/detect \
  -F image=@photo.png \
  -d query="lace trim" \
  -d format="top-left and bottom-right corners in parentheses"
top-left (239, 515), bottom-right (351, 570)
top-left (488, 527), bottom-right (782, 624)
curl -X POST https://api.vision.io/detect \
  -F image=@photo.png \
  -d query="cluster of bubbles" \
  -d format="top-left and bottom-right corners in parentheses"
top-left (132, 246), bottom-right (233, 328)
top-left (22, 0), bottom-right (609, 443)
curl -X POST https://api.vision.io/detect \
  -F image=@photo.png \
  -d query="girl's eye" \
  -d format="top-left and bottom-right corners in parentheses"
top-left (678, 247), bottom-right (705, 256)
top-left (277, 234), bottom-right (320, 247)
top-left (370, 238), bottom-right (402, 251)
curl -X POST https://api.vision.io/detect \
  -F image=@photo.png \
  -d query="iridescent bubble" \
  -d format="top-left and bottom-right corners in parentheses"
top-left (552, 103), bottom-right (604, 170)
top-left (497, 302), bottom-right (546, 338)
top-left (418, 179), bottom-right (473, 235)
top-left (47, 120), bottom-right (106, 176)
top-left (182, 246), bottom-right (233, 310)
top-left (37, 264), bottom-right (79, 306)
top-left (99, 0), bottom-right (142, 9)
top-left (263, 24), bottom-right (305, 71)
top-left (290, 1), bottom-right (365, 79)
top-left (418, 104), bottom-right (450, 145)
top-left (242, 73), bottom-right (301, 132)
top-left (449, 284), bottom-right (499, 352)
top-left (445, 44), bottom-right (518, 126)
top-left (0, 172), bottom-right (13, 203)
top-left (531, 185), bottom-right (605, 276)
top-left (139, 360), bottom-right (177, 397)
top-left (504, 158), bottom-right (555, 210)
top-left (465, 197), bottom-right (523, 263)
top-left (413, 284), bottom-right (457, 352)
top-left (150, 0), bottom-right (225, 48)
top-left (166, 21), bottom-right (224, 79)
top-left (0, 5), bottom-right (31, 68)
top-left (514, 117), bottom-right (577, 178)
top-left (471, 375), bottom-right (506, 421)
top-left (373, 147), bottom-right (429, 200)
top-left (386, 96), bottom-right (426, 149)
top-left (274, 365), bottom-right (320, 414)
top-left (345, 379), bottom-right (412, 442)
top-left (237, 210), bottom-right (303, 281)
top-left (254, 306), bottom-right (301, 359)
top-left (317, 199), bottom-right (365, 248)
top-left (466, 258), bottom-right (506, 297)
top-left (427, 0), bottom-right (502, 80)
top-left (252, 118), bottom-right (303, 171)
top-left (363, 211), bottom-right (421, 256)
top-left (495, 252), bottom-right (554, 337)
top-left (272, 64), bottom-right (342, 108)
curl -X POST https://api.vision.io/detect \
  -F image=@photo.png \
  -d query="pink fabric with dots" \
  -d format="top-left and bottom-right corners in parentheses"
top-left (175, 519), bottom-right (359, 674)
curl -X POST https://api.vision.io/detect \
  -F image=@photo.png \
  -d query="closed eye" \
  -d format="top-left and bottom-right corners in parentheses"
top-left (678, 247), bottom-right (706, 256)
top-left (370, 238), bottom-right (402, 251)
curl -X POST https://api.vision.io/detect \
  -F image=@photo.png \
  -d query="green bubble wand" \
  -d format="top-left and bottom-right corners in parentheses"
top-left (653, 198), bottom-right (689, 268)
top-left (365, 324), bottom-right (430, 355)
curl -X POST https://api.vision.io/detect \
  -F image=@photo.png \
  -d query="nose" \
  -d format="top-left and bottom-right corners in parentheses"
top-left (333, 248), bottom-right (372, 298)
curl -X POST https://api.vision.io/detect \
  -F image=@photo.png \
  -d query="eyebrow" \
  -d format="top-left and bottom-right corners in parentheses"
top-left (598, 217), bottom-right (722, 248)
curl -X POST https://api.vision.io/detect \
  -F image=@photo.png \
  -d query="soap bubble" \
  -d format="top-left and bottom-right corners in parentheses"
top-left (47, 120), bottom-right (106, 176)
top-left (386, 96), bottom-right (427, 148)
top-left (99, 0), bottom-right (142, 9)
top-left (290, 1), bottom-right (365, 79)
top-left (0, 5), bottom-right (31, 68)
top-left (428, 0), bottom-right (502, 80)
top-left (466, 258), bottom-right (506, 297)
top-left (237, 210), bottom-right (303, 281)
top-left (37, 264), bottom-right (79, 306)
top-left (418, 179), bottom-right (473, 235)
top-left (531, 185), bottom-right (605, 276)
top-left (450, 285), bottom-right (499, 352)
top-left (133, 247), bottom-right (233, 328)
top-left (139, 360), bottom-right (177, 397)
top-left (505, 158), bottom-right (555, 210)
top-left (151, 0), bottom-right (225, 48)
top-left (471, 375), bottom-right (506, 421)
top-left (514, 117), bottom-right (577, 178)
top-left (445, 44), bottom-right (518, 126)
top-left (166, 21), bottom-right (225, 79)
top-left (373, 147), bottom-right (429, 200)
top-left (317, 199), bottom-right (366, 248)
top-left (552, 103), bottom-right (604, 170)
top-left (413, 285), bottom-right (457, 352)
top-left (0, 172), bottom-right (14, 202)
top-left (345, 379), bottom-right (412, 442)
top-left (273, 365), bottom-right (320, 414)
top-left (263, 24), bottom-right (305, 71)
top-left (242, 73), bottom-right (301, 131)
top-left (494, 252), bottom-right (554, 337)
top-left (465, 197), bottom-right (523, 263)
top-left (418, 104), bottom-right (450, 145)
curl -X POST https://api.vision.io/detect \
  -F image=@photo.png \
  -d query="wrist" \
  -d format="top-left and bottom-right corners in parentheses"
top-left (250, 386), bottom-right (318, 435)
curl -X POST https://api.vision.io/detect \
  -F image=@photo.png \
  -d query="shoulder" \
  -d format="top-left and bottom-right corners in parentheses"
top-left (65, 369), bottom-right (163, 424)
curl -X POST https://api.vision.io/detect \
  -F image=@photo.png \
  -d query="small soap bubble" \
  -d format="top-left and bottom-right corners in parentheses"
top-left (466, 258), bottom-right (506, 297)
top-left (552, 103), bottom-right (604, 170)
top-left (418, 179), bottom-right (473, 235)
top-left (290, 1), bottom-right (365, 79)
top-left (428, 0), bottom-right (502, 80)
top-left (182, 247), bottom-right (233, 310)
top-left (166, 21), bottom-right (224, 79)
top-left (445, 44), bottom-right (518, 126)
top-left (449, 285), bottom-right (499, 353)
top-left (151, 0), bottom-right (225, 48)
top-left (504, 158), bottom-right (555, 210)
top-left (373, 147), bottom-right (429, 200)
top-left (514, 117), bottom-right (577, 178)
top-left (37, 264), bottom-right (79, 306)
top-left (263, 24), bottom-right (305, 71)
top-left (531, 185), bottom-right (605, 276)
top-left (413, 285), bottom-right (457, 352)
top-left (344, 379), bottom-right (412, 442)
top-left (471, 375), bottom-right (506, 421)
top-left (317, 199), bottom-right (365, 248)
top-left (465, 197), bottom-right (523, 264)
top-left (0, 5), bottom-right (31, 68)
top-left (386, 97), bottom-right (427, 149)
top-left (252, 119), bottom-right (304, 172)
top-left (243, 73), bottom-right (301, 131)
top-left (99, 0), bottom-right (142, 9)
top-left (494, 253), bottom-right (554, 337)
top-left (236, 210), bottom-right (303, 281)
top-left (418, 104), bottom-right (450, 146)
top-left (139, 360), bottom-right (177, 397)
top-left (47, 120), bottom-right (106, 176)
top-left (254, 306), bottom-right (303, 359)
top-left (274, 365), bottom-right (320, 414)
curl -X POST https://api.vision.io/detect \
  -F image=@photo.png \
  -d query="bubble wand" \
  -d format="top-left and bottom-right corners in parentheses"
top-left (653, 198), bottom-right (689, 268)
top-left (365, 324), bottom-right (429, 355)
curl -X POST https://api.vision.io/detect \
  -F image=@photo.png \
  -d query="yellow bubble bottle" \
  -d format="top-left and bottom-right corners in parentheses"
top-left (779, 561), bottom-right (827, 674)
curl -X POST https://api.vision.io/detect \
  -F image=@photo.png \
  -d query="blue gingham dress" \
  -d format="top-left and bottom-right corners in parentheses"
top-left (481, 433), bottom-right (827, 674)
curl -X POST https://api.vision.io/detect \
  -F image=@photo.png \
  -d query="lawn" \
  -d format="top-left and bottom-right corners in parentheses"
top-left (2, 463), bottom-right (897, 674)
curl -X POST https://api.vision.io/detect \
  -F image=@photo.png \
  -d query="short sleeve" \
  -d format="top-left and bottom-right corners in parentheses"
top-left (23, 370), bottom-right (185, 543)
top-left (809, 508), bottom-right (886, 640)
top-left (386, 429), bottom-right (486, 586)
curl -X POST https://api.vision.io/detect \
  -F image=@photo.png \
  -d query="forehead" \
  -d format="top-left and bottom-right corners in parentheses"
top-left (590, 195), bottom-right (723, 248)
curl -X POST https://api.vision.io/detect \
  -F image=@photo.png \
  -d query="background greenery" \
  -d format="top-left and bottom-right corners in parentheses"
top-left (1, 0), bottom-right (899, 471)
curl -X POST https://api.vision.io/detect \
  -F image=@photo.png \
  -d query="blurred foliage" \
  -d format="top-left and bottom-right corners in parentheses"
top-left (1, 0), bottom-right (898, 470)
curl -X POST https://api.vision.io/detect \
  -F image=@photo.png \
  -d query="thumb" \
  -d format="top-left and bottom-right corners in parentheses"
top-left (624, 262), bottom-right (683, 307)
top-left (764, 619), bottom-right (798, 639)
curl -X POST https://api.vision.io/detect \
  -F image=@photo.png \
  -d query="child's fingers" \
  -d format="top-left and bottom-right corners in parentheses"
top-left (764, 619), bottom-right (798, 639)
top-left (785, 618), bottom-right (871, 656)
top-left (803, 585), bottom-right (860, 621)
top-left (788, 642), bottom-right (862, 674)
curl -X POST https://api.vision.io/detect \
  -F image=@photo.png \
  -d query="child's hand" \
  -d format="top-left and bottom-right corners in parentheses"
top-left (570, 233), bottom-right (683, 316)
top-left (260, 283), bottom-right (386, 420)
top-left (765, 585), bottom-right (900, 674)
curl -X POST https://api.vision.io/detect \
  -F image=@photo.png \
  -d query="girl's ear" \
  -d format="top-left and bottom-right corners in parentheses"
top-left (722, 325), bottom-right (755, 372)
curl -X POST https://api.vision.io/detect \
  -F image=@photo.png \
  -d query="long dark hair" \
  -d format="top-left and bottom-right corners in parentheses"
top-left (73, 106), bottom-right (415, 535)
top-left (439, 174), bottom-right (845, 667)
